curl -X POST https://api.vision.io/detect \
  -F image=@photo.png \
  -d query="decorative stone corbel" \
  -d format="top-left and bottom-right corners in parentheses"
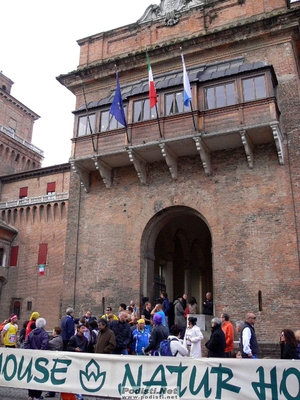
top-left (127, 149), bottom-right (147, 184)
top-left (270, 122), bottom-right (284, 165)
top-left (93, 157), bottom-right (112, 189)
top-left (193, 136), bottom-right (212, 175)
top-left (159, 143), bottom-right (178, 180)
top-left (70, 160), bottom-right (90, 193)
top-left (240, 129), bottom-right (254, 169)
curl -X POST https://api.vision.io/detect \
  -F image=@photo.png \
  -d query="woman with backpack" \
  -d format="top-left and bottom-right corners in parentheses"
top-left (143, 314), bottom-right (168, 356)
top-left (183, 316), bottom-right (203, 358)
top-left (165, 325), bottom-right (189, 357)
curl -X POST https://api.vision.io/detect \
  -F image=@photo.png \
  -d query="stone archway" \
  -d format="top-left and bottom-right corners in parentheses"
top-left (141, 206), bottom-right (212, 309)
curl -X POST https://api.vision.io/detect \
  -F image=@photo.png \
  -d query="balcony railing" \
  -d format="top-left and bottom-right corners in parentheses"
top-left (70, 96), bottom-right (284, 192)
top-left (0, 193), bottom-right (69, 209)
top-left (0, 124), bottom-right (44, 156)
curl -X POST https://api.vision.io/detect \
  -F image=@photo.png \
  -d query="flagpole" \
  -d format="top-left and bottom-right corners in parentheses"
top-left (190, 101), bottom-right (197, 132)
top-left (110, 66), bottom-right (130, 144)
top-left (180, 48), bottom-right (198, 132)
top-left (155, 103), bottom-right (163, 138)
top-left (81, 80), bottom-right (97, 153)
top-left (146, 51), bottom-right (162, 139)
top-left (113, 66), bottom-right (130, 145)
top-left (125, 123), bottom-right (130, 145)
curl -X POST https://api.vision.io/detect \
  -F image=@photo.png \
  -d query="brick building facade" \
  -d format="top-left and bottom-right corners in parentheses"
top-left (0, 72), bottom-right (70, 326)
top-left (0, 0), bottom-right (300, 354)
top-left (0, 72), bottom-right (43, 175)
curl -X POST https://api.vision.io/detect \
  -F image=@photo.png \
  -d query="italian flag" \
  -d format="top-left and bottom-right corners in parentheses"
top-left (147, 53), bottom-right (157, 108)
top-left (38, 264), bottom-right (45, 276)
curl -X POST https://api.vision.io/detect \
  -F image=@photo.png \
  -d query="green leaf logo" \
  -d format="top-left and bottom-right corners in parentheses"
top-left (79, 359), bottom-right (106, 393)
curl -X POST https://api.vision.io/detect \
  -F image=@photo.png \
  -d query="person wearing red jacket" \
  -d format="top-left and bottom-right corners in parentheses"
top-left (25, 311), bottom-right (40, 339)
top-left (221, 313), bottom-right (235, 357)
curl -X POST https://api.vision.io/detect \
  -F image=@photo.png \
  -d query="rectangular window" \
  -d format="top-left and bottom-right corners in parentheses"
top-left (133, 99), bottom-right (156, 122)
top-left (205, 82), bottom-right (236, 110)
top-left (38, 243), bottom-right (48, 265)
top-left (0, 248), bottom-right (4, 266)
top-left (100, 107), bottom-right (127, 132)
top-left (78, 114), bottom-right (96, 136)
top-left (47, 182), bottom-right (56, 194)
top-left (242, 76), bottom-right (266, 102)
top-left (10, 246), bottom-right (19, 267)
top-left (8, 118), bottom-right (17, 133)
top-left (12, 300), bottom-right (20, 317)
top-left (165, 91), bottom-right (190, 116)
top-left (27, 301), bottom-right (32, 311)
top-left (19, 187), bottom-right (28, 199)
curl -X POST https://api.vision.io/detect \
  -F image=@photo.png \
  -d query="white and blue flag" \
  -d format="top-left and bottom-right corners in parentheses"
top-left (181, 52), bottom-right (192, 107)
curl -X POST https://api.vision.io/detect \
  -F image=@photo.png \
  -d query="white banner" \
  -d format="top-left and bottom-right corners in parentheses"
top-left (0, 348), bottom-right (299, 399)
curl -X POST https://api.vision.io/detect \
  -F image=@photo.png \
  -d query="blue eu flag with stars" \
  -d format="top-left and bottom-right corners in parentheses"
top-left (110, 72), bottom-right (127, 128)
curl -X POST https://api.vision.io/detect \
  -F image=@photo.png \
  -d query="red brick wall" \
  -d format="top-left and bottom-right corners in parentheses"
top-left (0, 72), bottom-right (41, 176)
top-left (0, 0), bottom-right (299, 348)
top-left (1, 170), bottom-right (70, 202)
top-left (61, 0), bottom-right (300, 345)
top-left (63, 143), bottom-right (300, 343)
top-left (0, 168), bottom-right (70, 328)
top-left (78, 0), bottom-right (287, 68)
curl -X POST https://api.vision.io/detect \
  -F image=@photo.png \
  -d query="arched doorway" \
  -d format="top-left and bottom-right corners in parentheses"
top-left (141, 206), bottom-right (212, 311)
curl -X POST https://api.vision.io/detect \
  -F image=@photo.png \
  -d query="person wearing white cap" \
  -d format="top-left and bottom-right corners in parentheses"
top-left (1, 314), bottom-right (18, 348)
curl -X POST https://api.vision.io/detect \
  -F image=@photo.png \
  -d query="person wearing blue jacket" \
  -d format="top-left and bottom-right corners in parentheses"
top-left (24, 318), bottom-right (49, 400)
top-left (132, 319), bottom-right (150, 355)
top-left (61, 307), bottom-right (75, 350)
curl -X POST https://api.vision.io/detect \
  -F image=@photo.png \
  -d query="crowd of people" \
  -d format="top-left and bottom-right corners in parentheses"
top-left (1, 292), bottom-right (300, 399)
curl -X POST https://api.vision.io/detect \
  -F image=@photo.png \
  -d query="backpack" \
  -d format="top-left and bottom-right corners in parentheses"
top-left (159, 338), bottom-right (178, 356)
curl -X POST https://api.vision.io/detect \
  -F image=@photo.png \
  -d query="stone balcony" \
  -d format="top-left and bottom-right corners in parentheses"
top-left (0, 124), bottom-right (44, 156)
top-left (70, 96), bottom-right (283, 192)
top-left (0, 192), bottom-right (69, 209)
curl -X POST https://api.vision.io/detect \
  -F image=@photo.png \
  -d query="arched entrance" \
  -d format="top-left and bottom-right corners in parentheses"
top-left (141, 206), bottom-right (212, 310)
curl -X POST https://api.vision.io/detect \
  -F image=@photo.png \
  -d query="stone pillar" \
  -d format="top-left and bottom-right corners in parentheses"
top-left (184, 268), bottom-right (191, 296)
top-left (143, 252), bottom-right (155, 304)
top-left (165, 261), bottom-right (174, 301)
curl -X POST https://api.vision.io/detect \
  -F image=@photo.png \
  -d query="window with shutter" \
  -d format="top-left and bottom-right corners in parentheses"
top-left (47, 182), bottom-right (56, 194)
top-left (19, 187), bottom-right (28, 199)
top-left (38, 243), bottom-right (48, 265)
top-left (10, 246), bottom-right (19, 267)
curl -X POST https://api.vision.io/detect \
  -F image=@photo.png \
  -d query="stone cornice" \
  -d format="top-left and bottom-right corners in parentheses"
top-left (0, 163), bottom-right (70, 183)
top-left (0, 220), bottom-right (18, 235)
top-left (57, 6), bottom-right (300, 94)
top-left (0, 90), bottom-right (40, 120)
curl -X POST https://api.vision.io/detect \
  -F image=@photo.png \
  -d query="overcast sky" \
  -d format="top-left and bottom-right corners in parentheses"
top-left (1, 0), bottom-right (158, 167)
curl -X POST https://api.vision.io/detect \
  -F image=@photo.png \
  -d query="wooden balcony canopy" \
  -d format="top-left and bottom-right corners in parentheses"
top-left (71, 58), bottom-right (283, 192)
